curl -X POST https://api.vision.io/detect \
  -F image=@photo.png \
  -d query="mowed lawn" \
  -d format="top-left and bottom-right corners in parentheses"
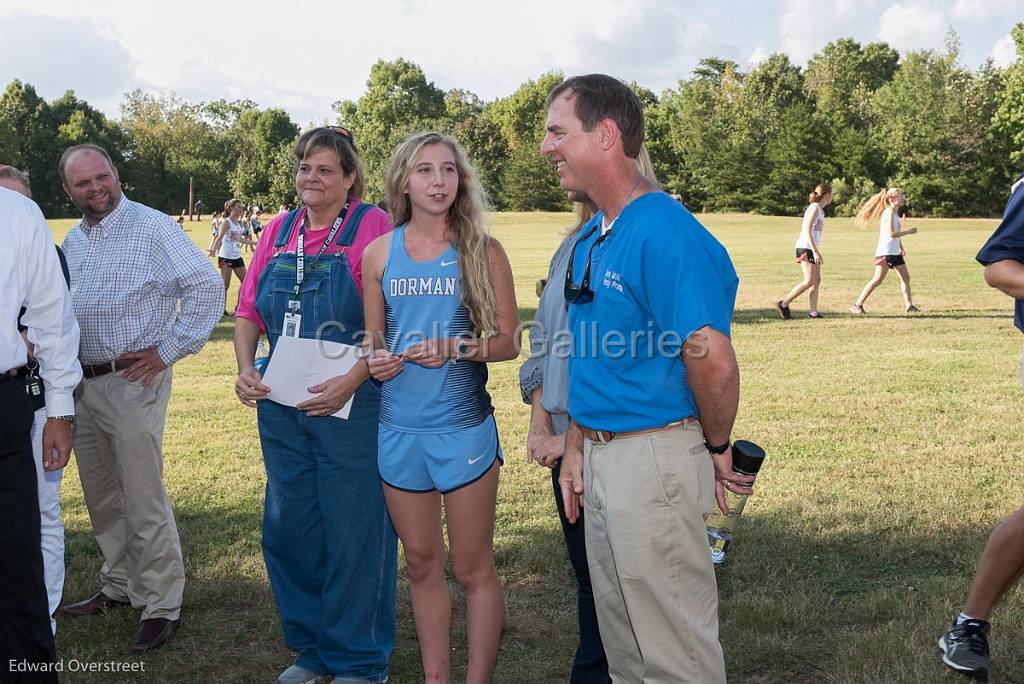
top-left (44, 211), bottom-right (1024, 683)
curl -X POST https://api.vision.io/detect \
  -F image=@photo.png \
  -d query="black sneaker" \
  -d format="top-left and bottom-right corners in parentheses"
top-left (939, 617), bottom-right (990, 681)
top-left (775, 300), bottom-right (792, 320)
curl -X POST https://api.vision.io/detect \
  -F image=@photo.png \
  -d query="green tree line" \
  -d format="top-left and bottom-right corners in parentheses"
top-left (3, 26), bottom-right (1023, 218)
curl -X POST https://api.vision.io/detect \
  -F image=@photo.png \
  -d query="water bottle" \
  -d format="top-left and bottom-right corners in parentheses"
top-left (706, 440), bottom-right (766, 565)
top-left (254, 339), bottom-right (269, 375)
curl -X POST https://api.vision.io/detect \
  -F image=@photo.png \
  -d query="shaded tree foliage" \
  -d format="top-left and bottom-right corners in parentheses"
top-left (334, 58), bottom-right (447, 203)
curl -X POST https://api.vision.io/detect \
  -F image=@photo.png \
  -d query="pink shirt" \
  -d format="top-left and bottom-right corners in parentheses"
top-left (235, 201), bottom-right (392, 332)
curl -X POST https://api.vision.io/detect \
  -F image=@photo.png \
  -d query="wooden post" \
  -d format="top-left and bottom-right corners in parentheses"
top-left (188, 176), bottom-right (194, 221)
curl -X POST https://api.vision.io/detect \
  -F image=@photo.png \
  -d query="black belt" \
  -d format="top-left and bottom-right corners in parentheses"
top-left (2, 365), bottom-right (29, 380)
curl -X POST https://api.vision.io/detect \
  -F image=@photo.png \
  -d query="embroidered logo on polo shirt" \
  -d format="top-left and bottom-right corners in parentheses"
top-left (603, 270), bottom-right (624, 293)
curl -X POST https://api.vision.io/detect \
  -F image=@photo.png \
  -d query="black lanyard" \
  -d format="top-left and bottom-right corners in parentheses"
top-left (293, 202), bottom-right (350, 301)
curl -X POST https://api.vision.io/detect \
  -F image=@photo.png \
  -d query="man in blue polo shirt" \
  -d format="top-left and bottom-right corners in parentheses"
top-left (541, 73), bottom-right (753, 683)
top-left (938, 172), bottom-right (1024, 681)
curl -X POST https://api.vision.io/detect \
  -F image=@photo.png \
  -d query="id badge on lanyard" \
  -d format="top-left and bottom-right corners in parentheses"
top-left (283, 300), bottom-right (301, 338)
top-left (283, 204), bottom-right (349, 338)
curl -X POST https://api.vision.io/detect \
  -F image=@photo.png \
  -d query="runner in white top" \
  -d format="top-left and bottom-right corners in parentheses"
top-left (876, 206), bottom-right (903, 258)
top-left (850, 187), bottom-right (920, 314)
top-left (208, 198), bottom-right (255, 317)
top-left (216, 217), bottom-right (244, 261)
top-left (776, 183), bottom-right (832, 319)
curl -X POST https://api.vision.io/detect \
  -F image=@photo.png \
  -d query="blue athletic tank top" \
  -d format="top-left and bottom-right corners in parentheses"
top-left (379, 225), bottom-right (493, 433)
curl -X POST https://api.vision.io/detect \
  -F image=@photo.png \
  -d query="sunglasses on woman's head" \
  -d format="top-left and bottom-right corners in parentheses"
top-left (325, 126), bottom-right (354, 143)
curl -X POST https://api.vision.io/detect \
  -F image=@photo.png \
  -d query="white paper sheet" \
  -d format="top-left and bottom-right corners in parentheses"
top-left (261, 336), bottom-right (363, 419)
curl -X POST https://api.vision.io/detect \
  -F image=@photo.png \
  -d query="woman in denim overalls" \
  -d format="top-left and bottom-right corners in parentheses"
top-left (233, 127), bottom-right (397, 684)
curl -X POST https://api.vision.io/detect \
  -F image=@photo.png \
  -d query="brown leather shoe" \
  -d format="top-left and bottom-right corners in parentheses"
top-left (60, 591), bottom-right (131, 616)
top-left (130, 618), bottom-right (179, 653)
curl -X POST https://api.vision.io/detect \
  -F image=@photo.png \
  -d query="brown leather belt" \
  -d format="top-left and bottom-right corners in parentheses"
top-left (580, 417), bottom-right (697, 444)
top-left (81, 358), bottom-right (135, 379)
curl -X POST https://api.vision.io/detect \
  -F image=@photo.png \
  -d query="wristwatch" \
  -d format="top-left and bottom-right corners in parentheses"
top-left (705, 439), bottom-right (730, 455)
top-left (47, 415), bottom-right (75, 424)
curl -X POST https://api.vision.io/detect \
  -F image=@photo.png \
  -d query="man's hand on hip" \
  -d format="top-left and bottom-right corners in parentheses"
top-left (122, 346), bottom-right (168, 386)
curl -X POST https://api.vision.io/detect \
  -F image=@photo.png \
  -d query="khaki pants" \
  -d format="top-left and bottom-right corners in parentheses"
top-left (73, 368), bottom-right (183, 621)
top-left (583, 421), bottom-right (726, 683)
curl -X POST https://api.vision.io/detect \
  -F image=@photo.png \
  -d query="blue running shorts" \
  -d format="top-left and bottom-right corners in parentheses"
top-left (378, 415), bottom-right (503, 494)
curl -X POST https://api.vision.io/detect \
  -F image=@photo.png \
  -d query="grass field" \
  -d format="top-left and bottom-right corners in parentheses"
top-left (44, 210), bottom-right (1024, 683)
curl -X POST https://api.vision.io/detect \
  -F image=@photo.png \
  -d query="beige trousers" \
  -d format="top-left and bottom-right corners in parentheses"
top-left (583, 421), bottom-right (726, 684)
top-left (73, 367), bottom-right (183, 621)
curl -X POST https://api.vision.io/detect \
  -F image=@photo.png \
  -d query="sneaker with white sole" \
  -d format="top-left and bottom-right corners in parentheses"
top-left (939, 617), bottom-right (990, 681)
top-left (277, 664), bottom-right (321, 684)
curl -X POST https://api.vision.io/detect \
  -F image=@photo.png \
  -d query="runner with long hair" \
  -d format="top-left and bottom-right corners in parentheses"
top-left (364, 131), bottom-right (519, 683)
top-left (850, 187), bottom-right (920, 314)
top-left (776, 183), bottom-right (832, 319)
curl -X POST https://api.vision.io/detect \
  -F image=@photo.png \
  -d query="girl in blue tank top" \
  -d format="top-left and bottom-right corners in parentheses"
top-left (363, 132), bottom-right (519, 682)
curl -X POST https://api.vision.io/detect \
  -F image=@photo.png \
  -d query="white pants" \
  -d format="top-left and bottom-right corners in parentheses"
top-left (32, 407), bottom-right (65, 635)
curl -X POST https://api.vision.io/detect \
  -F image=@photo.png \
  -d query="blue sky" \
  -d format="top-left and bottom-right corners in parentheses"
top-left (0, 0), bottom-right (1020, 125)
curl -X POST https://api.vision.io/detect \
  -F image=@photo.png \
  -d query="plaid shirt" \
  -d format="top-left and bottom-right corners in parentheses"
top-left (62, 195), bottom-right (222, 365)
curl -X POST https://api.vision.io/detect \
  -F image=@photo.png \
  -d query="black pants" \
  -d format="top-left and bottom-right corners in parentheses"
top-left (0, 376), bottom-right (57, 683)
top-left (550, 461), bottom-right (611, 684)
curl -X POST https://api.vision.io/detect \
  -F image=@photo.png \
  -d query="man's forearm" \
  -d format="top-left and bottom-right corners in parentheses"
top-left (160, 282), bottom-right (223, 364)
top-left (683, 329), bottom-right (740, 445)
top-left (690, 367), bottom-right (739, 444)
top-left (529, 387), bottom-right (554, 432)
top-left (565, 419), bottom-right (584, 453)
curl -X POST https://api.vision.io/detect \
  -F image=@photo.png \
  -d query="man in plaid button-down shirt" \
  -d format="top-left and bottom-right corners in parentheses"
top-left (57, 144), bottom-right (221, 654)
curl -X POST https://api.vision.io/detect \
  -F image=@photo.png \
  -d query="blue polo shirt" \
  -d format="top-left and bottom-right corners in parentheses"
top-left (567, 192), bottom-right (738, 432)
top-left (977, 173), bottom-right (1024, 333)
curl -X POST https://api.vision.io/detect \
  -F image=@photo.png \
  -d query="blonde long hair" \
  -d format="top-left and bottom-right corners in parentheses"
top-left (855, 187), bottom-right (902, 229)
top-left (570, 145), bottom-right (659, 234)
top-left (384, 132), bottom-right (497, 336)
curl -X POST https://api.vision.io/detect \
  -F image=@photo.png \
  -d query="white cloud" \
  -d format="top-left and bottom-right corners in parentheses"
top-left (0, 12), bottom-right (145, 114)
top-left (778, 0), bottom-right (860, 64)
top-left (876, 1), bottom-right (949, 53)
top-left (990, 34), bottom-right (1020, 67)
top-left (952, 0), bottom-right (1022, 21)
top-left (748, 46), bottom-right (769, 66)
top-left (565, 1), bottom-right (736, 90)
top-left (3, 0), bottom-right (648, 118)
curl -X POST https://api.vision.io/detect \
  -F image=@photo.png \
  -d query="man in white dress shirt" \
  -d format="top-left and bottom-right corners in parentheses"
top-left (2, 165), bottom-right (71, 638)
top-left (0, 184), bottom-right (82, 683)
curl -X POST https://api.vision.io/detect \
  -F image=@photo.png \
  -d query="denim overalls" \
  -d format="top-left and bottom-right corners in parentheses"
top-left (255, 206), bottom-right (397, 681)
